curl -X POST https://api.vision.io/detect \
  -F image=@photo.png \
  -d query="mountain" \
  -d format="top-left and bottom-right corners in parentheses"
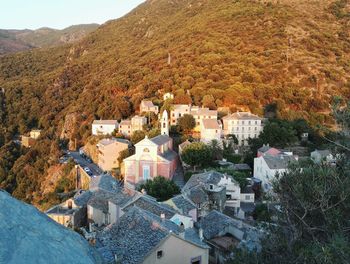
top-left (0, 0), bottom-right (349, 206)
top-left (0, 24), bottom-right (99, 55)
top-left (0, 190), bottom-right (103, 263)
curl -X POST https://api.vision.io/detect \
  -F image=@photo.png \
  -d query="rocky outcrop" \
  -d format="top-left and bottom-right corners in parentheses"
top-left (0, 190), bottom-right (103, 264)
top-left (60, 113), bottom-right (80, 150)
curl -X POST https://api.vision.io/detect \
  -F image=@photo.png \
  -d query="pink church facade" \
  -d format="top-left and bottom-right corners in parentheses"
top-left (123, 135), bottom-right (178, 187)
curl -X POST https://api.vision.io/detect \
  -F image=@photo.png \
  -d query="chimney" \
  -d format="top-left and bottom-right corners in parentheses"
top-left (160, 213), bottom-right (165, 220)
top-left (179, 222), bottom-right (185, 239)
top-left (199, 228), bottom-right (204, 241)
top-left (141, 188), bottom-right (147, 195)
top-left (89, 222), bottom-right (93, 233)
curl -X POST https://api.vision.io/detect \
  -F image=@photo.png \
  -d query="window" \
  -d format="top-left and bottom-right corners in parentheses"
top-left (248, 121), bottom-right (251, 125)
top-left (242, 121), bottom-right (245, 125)
top-left (157, 250), bottom-right (163, 259)
top-left (245, 195), bottom-right (251, 200)
top-left (163, 123), bottom-right (166, 128)
top-left (191, 256), bottom-right (201, 264)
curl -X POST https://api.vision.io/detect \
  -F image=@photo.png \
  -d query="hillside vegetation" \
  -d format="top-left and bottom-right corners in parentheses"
top-left (0, 24), bottom-right (99, 55)
top-left (0, 0), bottom-right (349, 206)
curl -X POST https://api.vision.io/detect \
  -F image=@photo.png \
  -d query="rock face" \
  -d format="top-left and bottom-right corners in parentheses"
top-left (0, 190), bottom-right (103, 264)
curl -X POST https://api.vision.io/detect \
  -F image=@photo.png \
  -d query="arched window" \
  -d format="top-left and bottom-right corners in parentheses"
top-left (143, 148), bottom-right (150, 153)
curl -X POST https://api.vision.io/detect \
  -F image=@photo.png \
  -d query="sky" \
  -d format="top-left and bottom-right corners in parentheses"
top-left (0, 0), bottom-right (145, 30)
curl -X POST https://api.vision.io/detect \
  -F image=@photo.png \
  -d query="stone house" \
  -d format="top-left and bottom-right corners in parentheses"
top-left (199, 210), bottom-right (260, 264)
top-left (119, 120), bottom-right (132, 137)
top-left (96, 206), bottom-right (209, 264)
top-left (254, 153), bottom-right (298, 191)
top-left (222, 112), bottom-right (263, 146)
top-left (140, 100), bottom-right (159, 115)
top-left (97, 138), bottom-right (130, 171)
top-left (310, 149), bottom-right (335, 164)
top-left (200, 119), bottom-right (222, 143)
top-left (92, 120), bottom-right (119, 136)
top-left (46, 190), bottom-right (92, 228)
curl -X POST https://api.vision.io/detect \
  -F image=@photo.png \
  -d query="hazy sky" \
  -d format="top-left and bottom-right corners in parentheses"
top-left (0, 0), bottom-right (145, 30)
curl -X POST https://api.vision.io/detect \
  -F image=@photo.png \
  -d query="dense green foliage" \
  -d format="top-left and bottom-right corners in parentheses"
top-left (181, 142), bottom-right (212, 169)
top-left (0, 0), bottom-right (349, 206)
top-left (139, 176), bottom-right (180, 201)
top-left (178, 114), bottom-right (196, 133)
top-left (130, 130), bottom-right (146, 144)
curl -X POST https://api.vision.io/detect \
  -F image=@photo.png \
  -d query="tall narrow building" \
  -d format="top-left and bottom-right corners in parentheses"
top-left (161, 110), bottom-right (169, 136)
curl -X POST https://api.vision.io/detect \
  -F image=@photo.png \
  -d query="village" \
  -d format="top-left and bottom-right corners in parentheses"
top-left (41, 92), bottom-right (337, 264)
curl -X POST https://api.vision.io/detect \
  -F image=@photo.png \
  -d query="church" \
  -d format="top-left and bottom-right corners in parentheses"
top-left (123, 110), bottom-right (178, 188)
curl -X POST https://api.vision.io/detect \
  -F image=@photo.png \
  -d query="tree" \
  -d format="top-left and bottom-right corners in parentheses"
top-left (208, 139), bottom-right (223, 160)
top-left (117, 148), bottom-right (134, 165)
top-left (139, 176), bottom-right (180, 201)
top-left (147, 128), bottom-right (160, 138)
top-left (231, 101), bottom-right (350, 264)
top-left (178, 114), bottom-right (196, 133)
top-left (130, 130), bottom-right (145, 145)
top-left (181, 142), bottom-right (211, 170)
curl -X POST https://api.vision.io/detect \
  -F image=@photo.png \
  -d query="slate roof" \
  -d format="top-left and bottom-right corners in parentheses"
top-left (191, 108), bottom-right (217, 117)
top-left (123, 196), bottom-right (176, 219)
top-left (93, 120), bottom-right (118, 125)
top-left (119, 120), bottom-right (131, 126)
top-left (172, 104), bottom-right (191, 111)
top-left (89, 174), bottom-right (122, 193)
top-left (202, 119), bottom-right (221, 130)
top-left (98, 138), bottom-right (130, 146)
top-left (165, 194), bottom-right (197, 215)
top-left (258, 145), bottom-right (272, 153)
top-left (150, 134), bottom-right (171, 146)
top-left (87, 189), bottom-right (136, 213)
top-left (233, 163), bottom-right (251, 171)
top-left (312, 149), bottom-right (331, 157)
top-left (96, 207), bottom-right (207, 264)
top-left (200, 210), bottom-right (242, 240)
top-left (263, 154), bottom-right (298, 170)
top-left (141, 100), bottom-right (156, 107)
top-left (222, 112), bottom-right (262, 120)
top-left (183, 171), bottom-right (230, 191)
top-left (159, 149), bottom-right (178, 161)
top-left (73, 190), bottom-right (93, 207)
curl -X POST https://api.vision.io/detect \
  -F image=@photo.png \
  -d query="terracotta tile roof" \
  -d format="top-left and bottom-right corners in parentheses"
top-left (202, 119), bottom-right (221, 130)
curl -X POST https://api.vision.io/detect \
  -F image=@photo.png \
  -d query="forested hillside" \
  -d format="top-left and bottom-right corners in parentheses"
top-left (0, 24), bottom-right (99, 55)
top-left (0, 0), bottom-right (349, 207)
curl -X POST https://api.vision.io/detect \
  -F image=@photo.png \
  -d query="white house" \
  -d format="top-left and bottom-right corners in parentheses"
top-left (254, 153), bottom-right (298, 191)
top-left (163, 92), bottom-right (174, 101)
top-left (200, 119), bottom-right (222, 143)
top-left (170, 104), bottom-right (191, 125)
top-left (190, 107), bottom-right (218, 130)
top-left (222, 112), bottom-right (263, 146)
top-left (310, 149), bottom-right (335, 164)
top-left (131, 115), bottom-right (147, 132)
top-left (92, 120), bottom-right (119, 136)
